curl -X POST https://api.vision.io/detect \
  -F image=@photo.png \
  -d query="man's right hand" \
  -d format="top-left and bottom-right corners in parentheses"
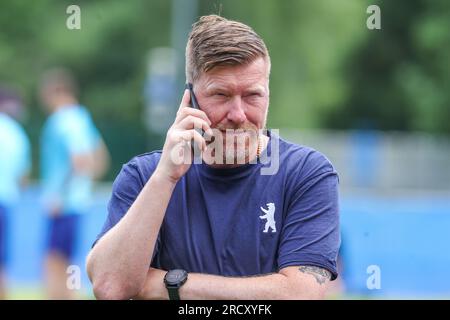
top-left (154, 89), bottom-right (213, 184)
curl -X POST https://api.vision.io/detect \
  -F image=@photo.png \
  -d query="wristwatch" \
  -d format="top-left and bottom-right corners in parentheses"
top-left (164, 269), bottom-right (188, 300)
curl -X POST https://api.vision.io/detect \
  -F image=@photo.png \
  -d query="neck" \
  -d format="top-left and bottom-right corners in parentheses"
top-left (203, 132), bottom-right (269, 169)
top-left (51, 97), bottom-right (77, 112)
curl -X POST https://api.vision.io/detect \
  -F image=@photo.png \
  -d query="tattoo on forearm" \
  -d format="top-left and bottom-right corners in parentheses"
top-left (298, 266), bottom-right (331, 285)
top-left (237, 272), bottom-right (276, 278)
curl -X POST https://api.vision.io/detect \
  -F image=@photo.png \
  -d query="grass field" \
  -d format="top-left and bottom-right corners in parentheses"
top-left (4, 287), bottom-right (449, 300)
top-left (6, 287), bottom-right (94, 300)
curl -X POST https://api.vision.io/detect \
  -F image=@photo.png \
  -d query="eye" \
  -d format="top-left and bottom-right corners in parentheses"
top-left (246, 93), bottom-right (262, 99)
top-left (214, 92), bottom-right (228, 98)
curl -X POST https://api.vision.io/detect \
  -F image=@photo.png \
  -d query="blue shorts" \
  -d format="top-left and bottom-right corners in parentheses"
top-left (0, 204), bottom-right (7, 266)
top-left (47, 213), bottom-right (80, 260)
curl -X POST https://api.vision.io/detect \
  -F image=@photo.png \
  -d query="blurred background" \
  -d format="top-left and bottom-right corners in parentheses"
top-left (0, 0), bottom-right (449, 299)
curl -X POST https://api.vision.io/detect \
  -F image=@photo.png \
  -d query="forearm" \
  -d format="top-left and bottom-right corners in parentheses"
top-left (87, 170), bottom-right (176, 299)
top-left (181, 273), bottom-right (293, 300)
top-left (91, 140), bottom-right (110, 179)
top-left (88, 89), bottom-right (215, 299)
top-left (137, 267), bottom-right (328, 300)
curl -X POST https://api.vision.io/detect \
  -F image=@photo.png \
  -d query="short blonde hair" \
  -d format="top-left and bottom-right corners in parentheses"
top-left (185, 15), bottom-right (270, 83)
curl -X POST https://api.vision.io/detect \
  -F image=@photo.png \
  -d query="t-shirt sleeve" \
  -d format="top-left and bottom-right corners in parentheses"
top-left (61, 112), bottom-right (99, 155)
top-left (92, 155), bottom-right (162, 263)
top-left (93, 160), bottom-right (144, 245)
top-left (277, 151), bottom-right (340, 280)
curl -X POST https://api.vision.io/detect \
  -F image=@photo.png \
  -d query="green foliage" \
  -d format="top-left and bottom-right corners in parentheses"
top-left (0, 0), bottom-right (448, 178)
top-left (326, 0), bottom-right (450, 133)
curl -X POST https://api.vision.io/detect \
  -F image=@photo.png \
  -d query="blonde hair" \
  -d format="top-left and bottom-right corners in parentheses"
top-left (185, 15), bottom-right (270, 83)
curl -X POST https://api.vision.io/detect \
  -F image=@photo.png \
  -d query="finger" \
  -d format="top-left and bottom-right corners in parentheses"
top-left (176, 129), bottom-right (207, 151)
top-left (178, 89), bottom-right (191, 112)
top-left (175, 100), bottom-right (212, 126)
top-left (176, 115), bottom-right (213, 136)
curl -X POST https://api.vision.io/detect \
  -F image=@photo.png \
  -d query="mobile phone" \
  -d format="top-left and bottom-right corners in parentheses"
top-left (186, 82), bottom-right (205, 134)
top-left (185, 83), bottom-right (205, 154)
top-left (185, 83), bottom-right (200, 110)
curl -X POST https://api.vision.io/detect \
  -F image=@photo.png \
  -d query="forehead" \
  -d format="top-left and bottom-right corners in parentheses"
top-left (197, 57), bottom-right (269, 91)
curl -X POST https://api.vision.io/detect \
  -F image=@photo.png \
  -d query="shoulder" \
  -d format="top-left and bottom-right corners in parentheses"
top-left (51, 105), bottom-right (88, 131)
top-left (0, 115), bottom-right (29, 145)
top-left (114, 151), bottom-right (162, 188)
top-left (0, 114), bottom-right (17, 132)
top-left (278, 135), bottom-right (337, 179)
top-left (77, 105), bottom-right (96, 124)
top-left (64, 106), bottom-right (87, 124)
top-left (129, 151), bottom-right (162, 171)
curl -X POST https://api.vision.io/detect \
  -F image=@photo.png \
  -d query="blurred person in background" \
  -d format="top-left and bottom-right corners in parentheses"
top-left (0, 86), bottom-right (31, 299)
top-left (39, 68), bottom-right (109, 299)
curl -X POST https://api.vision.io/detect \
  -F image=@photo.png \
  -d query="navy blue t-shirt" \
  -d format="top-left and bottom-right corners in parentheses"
top-left (95, 131), bottom-right (340, 280)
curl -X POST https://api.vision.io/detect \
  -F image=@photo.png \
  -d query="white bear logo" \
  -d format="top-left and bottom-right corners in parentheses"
top-left (259, 203), bottom-right (276, 233)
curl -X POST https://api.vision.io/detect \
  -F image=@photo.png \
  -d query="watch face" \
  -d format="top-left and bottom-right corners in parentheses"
top-left (165, 269), bottom-right (188, 287)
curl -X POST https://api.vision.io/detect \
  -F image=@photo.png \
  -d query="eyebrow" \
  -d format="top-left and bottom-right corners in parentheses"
top-left (205, 84), bottom-right (265, 94)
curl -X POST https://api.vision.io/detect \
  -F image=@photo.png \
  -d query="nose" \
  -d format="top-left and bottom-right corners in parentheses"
top-left (226, 96), bottom-right (247, 125)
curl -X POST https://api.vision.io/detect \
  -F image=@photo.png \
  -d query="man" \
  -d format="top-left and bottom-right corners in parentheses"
top-left (39, 68), bottom-right (109, 299)
top-left (0, 87), bottom-right (31, 299)
top-left (87, 15), bottom-right (340, 300)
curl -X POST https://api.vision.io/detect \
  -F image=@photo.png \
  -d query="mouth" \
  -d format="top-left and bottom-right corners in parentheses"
top-left (208, 129), bottom-right (258, 148)
top-left (216, 128), bottom-right (257, 134)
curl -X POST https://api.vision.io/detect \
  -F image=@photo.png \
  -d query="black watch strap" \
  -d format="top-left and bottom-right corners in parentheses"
top-left (167, 287), bottom-right (180, 300)
top-left (164, 269), bottom-right (188, 300)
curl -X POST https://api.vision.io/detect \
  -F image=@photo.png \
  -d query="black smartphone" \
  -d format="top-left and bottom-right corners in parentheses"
top-left (185, 83), bottom-right (205, 153)
top-left (185, 82), bottom-right (200, 110)
top-left (186, 82), bottom-right (205, 134)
